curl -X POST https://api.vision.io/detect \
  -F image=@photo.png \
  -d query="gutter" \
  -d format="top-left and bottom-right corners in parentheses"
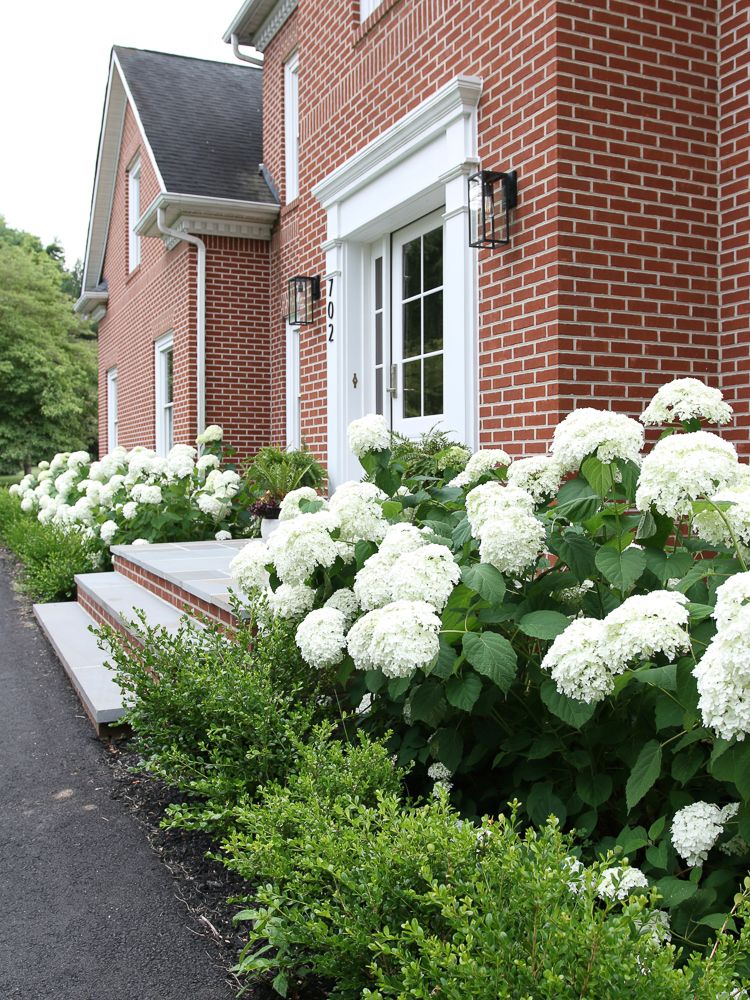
top-left (231, 33), bottom-right (264, 68)
top-left (156, 206), bottom-right (206, 439)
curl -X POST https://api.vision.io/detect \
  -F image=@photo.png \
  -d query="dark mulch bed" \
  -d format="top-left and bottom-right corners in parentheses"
top-left (100, 738), bottom-right (279, 998)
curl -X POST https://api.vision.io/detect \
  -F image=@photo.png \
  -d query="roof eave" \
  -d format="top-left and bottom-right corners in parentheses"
top-left (136, 192), bottom-right (280, 240)
top-left (222, 0), bottom-right (297, 50)
top-left (74, 289), bottom-right (109, 319)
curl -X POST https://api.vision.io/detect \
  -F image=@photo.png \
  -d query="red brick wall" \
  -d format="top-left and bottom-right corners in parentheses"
top-left (261, 0), bottom-right (735, 461)
top-left (556, 0), bottom-right (720, 422)
top-left (98, 104), bottom-right (196, 454)
top-left (204, 235), bottom-right (272, 460)
top-left (719, 0), bottom-right (750, 450)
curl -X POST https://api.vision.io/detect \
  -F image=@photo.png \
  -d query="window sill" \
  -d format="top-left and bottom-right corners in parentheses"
top-left (354, 0), bottom-right (402, 44)
top-left (125, 263), bottom-right (142, 284)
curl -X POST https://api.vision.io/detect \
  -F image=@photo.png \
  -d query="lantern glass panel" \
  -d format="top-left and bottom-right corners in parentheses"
top-left (468, 172), bottom-right (482, 246)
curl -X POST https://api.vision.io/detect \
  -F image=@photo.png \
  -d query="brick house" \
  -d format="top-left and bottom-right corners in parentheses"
top-left (79, 2), bottom-right (750, 483)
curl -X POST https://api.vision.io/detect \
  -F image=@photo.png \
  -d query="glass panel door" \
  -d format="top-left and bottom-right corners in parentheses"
top-left (390, 211), bottom-right (444, 437)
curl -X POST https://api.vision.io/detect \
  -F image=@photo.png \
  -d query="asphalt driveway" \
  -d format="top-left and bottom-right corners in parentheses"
top-left (0, 557), bottom-right (236, 1000)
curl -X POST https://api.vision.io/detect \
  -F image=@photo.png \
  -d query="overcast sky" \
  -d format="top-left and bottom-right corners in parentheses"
top-left (0, 0), bottom-right (252, 268)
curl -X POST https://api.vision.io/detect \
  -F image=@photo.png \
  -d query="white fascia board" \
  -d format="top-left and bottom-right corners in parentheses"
top-left (313, 76), bottom-right (482, 211)
top-left (74, 290), bottom-right (109, 318)
top-left (136, 192), bottom-right (280, 239)
top-left (80, 52), bottom-right (166, 296)
top-left (222, 0), bottom-right (297, 50)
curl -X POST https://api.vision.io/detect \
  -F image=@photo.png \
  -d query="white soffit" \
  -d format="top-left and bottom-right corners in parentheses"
top-left (136, 192), bottom-right (279, 241)
top-left (222, 0), bottom-right (297, 51)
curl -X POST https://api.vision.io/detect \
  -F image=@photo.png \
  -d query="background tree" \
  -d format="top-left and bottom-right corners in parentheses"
top-left (0, 217), bottom-right (97, 472)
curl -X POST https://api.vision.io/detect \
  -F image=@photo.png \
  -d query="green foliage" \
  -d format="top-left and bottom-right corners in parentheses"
top-left (0, 488), bottom-right (104, 600)
top-left (244, 446), bottom-right (326, 506)
top-left (0, 216), bottom-right (97, 468)
top-left (225, 763), bottom-right (745, 999)
top-left (96, 612), bottom-right (338, 833)
top-left (389, 427), bottom-right (470, 480)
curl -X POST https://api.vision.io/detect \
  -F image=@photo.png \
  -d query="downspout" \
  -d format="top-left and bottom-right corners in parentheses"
top-left (231, 34), bottom-right (264, 68)
top-left (156, 206), bottom-right (206, 438)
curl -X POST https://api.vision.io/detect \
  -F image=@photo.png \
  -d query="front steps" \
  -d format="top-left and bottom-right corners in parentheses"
top-left (34, 538), bottom-right (258, 736)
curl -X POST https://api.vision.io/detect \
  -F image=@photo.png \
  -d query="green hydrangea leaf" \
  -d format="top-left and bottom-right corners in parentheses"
top-left (462, 631), bottom-right (517, 693)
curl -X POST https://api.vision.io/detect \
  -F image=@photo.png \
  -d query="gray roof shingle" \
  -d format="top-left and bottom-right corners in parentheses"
top-left (114, 46), bottom-right (276, 205)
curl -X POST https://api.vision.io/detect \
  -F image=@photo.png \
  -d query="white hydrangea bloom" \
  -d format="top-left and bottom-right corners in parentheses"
top-left (324, 588), bottom-right (359, 624)
top-left (100, 520), bottom-right (118, 544)
top-left (597, 866), bottom-right (649, 901)
top-left (215, 530), bottom-right (232, 541)
top-left (229, 542), bottom-right (270, 595)
top-left (347, 600), bottom-right (441, 678)
top-left (267, 582), bottom-right (317, 621)
top-left (8, 483), bottom-right (21, 496)
top-left (67, 450), bottom-right (90, 469)
top-left (693, 486), bottom-right (750, 557)
top-left (640, 378), bottom-right (733, 427)
top-left (196, 424), bottom-right (223, 444)
top-left (279, 486), bottom-right (325, 521)
top-left (551, 408), bottom-right (644, 473)
top-left (427, 761), bottom-right (453, 797)
top-left (196, 454), bottom-right (220, 473)
top-left (713, 572), bottom-right (750, 631)
top-left (122, 501), bottom-right (138, 521)
top-left (602, 591), bottom-right (691, 673)
top-left (267, 511), bottom-right (342, 584)
top-left (478, 508), bottom-right (546, 578)
top-left (204, 468), bottom-right (241, 499)
top-left (541, 618), bottom-right (612, 702)
top-left (347, 413), bottom-right (390, 458)
top-left (130, 484), bottom-right (163, 505)
top-left (635, 909), bottom-right (671, 946)
top-left (329, 481), bottom-right (387, 543)
top-left (70, 496), bottom-right (95, 525)
top-left (507, 455), bottom-right (563, 502)
top-left (466, 481), bottom-right (535, 536)
top-left (196, 493), bottom-right (230, 521)
top-left (636, 431), bottom-right (739, 518)
top-left (132, 538), bottom-right (150, 546)
top-left (353, 523), bottom-right (432, 611)
top-left (671, 801), bottom-right (739, 867)
top-left (388, 544), bottom-right (461, 611)
top-left (449, 449), bottom-right (512, 488)
top-left (694, 604), bottom-right (750, 741)
top-left (37, 460), bottom-right (50, 471)
top-left (295, 607), bottom-right (347, 668)
top-left (166, 444), bottom-right (196, 479)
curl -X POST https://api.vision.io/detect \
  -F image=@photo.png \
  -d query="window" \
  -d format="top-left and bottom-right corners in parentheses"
top-left (285, 323), bottom-right (301, 447)
top-left (155, 333), bottom-right (174, 455)
top-left (128, 157), bottom-right (141, 271)
top-left (106, 368), bottom-right (118, 452)
top-left (284, 54), bottom-right (299, 203)
top-left (360, 0), bottom-right (384, 20)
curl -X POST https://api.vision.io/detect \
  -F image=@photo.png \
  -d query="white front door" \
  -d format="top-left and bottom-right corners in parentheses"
top-left (369, 211), bottom-right (447, 438)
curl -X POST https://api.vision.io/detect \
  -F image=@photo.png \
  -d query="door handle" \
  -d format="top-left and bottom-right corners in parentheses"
top-left (386, 363), bottom-right (398, 398)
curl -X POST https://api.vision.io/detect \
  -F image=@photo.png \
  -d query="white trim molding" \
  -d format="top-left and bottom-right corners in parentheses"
top-left (136, 192), bottom-right (279, 241)
top-left (223, 0), bottom-right (298, 51)
top-left (314, 76), bottom-right (482, 490)
top-left (106, 367), bottom-right (118, 453)
top-left (154, 332), bottom-right (174, 456)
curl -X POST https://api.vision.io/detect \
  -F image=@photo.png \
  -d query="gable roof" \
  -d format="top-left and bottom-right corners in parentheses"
top-left (113, 47), bottom-right (274, 204)
top-left (77, 46), bottom-right (277, 314)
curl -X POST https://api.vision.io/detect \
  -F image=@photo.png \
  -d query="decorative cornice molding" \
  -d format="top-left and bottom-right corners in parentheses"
top-left (137, 192), bottom-right (279, 242)
top-left (255, 0), bottom-right (298, 51)
top-left (172, 216), bottom-right (273, 241)
top-left (313, 76), bottom-right (482, 210)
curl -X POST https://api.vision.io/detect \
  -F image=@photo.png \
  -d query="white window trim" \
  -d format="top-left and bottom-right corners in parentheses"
top-left (360, 0), bottom-right (384, 21)
top-left (285, 323), bottom-right (301, 448)
top-left (128, 157), bottom-right (142, 272)
top-left (106, 367), bottom-right (118, 453)
top-left (284, 53), bottom-right (300, 203)
top-left (313, 76), bottom-right (482, 489)
top-left (154, 333), bottom-right (174, 456)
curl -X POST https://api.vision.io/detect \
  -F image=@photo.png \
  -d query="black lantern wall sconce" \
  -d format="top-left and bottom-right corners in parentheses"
top-left (468, 169), bottom-right (518, 248)
top-left (287, 275), bottom-right (321, 325)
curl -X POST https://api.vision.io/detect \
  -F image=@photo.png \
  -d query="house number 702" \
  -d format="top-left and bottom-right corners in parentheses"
top-left (327, 277), bottom-right (334, 342)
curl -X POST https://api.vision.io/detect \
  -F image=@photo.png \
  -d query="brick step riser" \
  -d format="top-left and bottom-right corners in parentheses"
top-left (112, 555), bottom-right (235, 627)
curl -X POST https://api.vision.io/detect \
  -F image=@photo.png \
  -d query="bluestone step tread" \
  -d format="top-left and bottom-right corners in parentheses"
top-left (33, 601), bottom-right (125, 724)
top-left (74, 570), bottom-right (189, 634)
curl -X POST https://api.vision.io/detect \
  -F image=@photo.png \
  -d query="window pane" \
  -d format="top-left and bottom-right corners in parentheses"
top-left (402, 237), bottom-right (421, 299)
top-left (423, 290), bottom-right (443, 354)
top-left (423, 227), bottom-right (442, 290)
top-left (165, 349), bottom-right (174, 404)
top-left (375, 312), bottom-right (383, 366)
top-left (375, 368), bottom-right (383, 415)
top-left (402, 299), bottom-right (421, 359)
top-left (166, 405), bottom-right (174, 451)
top-left (423, 353), bottom-right (443, 416)
top-left (403, 359), bottom-right (421, 417)
top-left (375, 256), bottom-right (383, 310)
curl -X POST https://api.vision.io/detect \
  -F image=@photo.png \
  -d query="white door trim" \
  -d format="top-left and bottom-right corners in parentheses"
top-left (315, 76), bottom-right (482, 490)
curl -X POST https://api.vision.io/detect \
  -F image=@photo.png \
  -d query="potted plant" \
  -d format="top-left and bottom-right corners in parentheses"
top-left (245, 447), bottom-right (325, 539)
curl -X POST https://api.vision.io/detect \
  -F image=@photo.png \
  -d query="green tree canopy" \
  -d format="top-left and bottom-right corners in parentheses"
top-left (0, 217), bottom-right (97, 471)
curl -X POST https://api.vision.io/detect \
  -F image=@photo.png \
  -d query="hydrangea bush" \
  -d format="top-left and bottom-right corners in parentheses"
top-left (9, 425), bottom-right (254, 553)
top-left (229, 379), bottom-right (750, 956)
